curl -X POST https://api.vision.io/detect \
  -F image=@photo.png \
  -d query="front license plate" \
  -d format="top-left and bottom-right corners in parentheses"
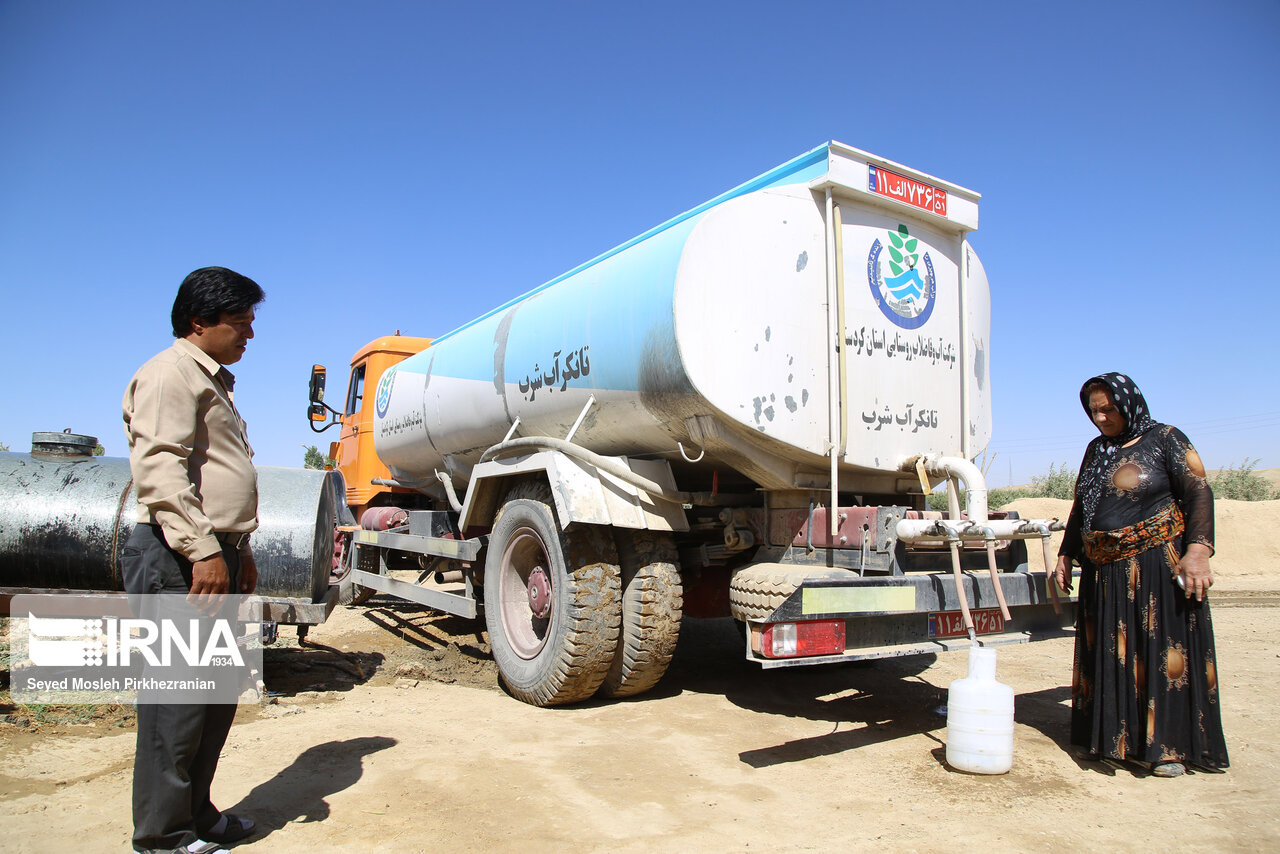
top-left (928, 607), bottom-right (1005, 639)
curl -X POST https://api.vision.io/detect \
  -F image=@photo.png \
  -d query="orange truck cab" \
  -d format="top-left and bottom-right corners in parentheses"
top-left (308, 335), bottom-right (432, 518)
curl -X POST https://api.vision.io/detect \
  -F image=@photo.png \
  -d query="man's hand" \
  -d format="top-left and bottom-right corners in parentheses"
top-left (1180, 542), bottom-right (1214, 602)
top-left (239, 550), bottom-right (258, 594)
top-left (190, 553), bottom-right (231, 613)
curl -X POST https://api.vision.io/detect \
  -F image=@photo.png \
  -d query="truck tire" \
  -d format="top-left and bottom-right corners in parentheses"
top-left (484, 483), bottom-right (621, 706)
top-left (728, 565), bottom-right (807, 622)
top-left (597, 530), bottom-right (683, 699)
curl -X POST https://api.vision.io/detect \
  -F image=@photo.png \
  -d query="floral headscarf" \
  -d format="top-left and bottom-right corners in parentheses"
top-left (1074, 372), bottom-right (1160, 533)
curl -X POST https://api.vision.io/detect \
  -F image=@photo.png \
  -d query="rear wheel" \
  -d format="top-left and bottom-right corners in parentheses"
top-left (597, 530), bottom-right (683, 698)
top-left (484, 482), bottom-right (621, 706)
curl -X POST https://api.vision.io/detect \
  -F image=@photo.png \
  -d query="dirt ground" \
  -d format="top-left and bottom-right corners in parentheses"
top-left (3, 501), bottom-right (1279, 853)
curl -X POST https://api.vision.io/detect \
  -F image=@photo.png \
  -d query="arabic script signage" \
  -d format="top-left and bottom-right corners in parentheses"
top-left (518, 345), bottom-right (590, 402)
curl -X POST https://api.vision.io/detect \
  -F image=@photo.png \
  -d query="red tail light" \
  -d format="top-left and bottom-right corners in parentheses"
top-left (758, 620), bottom-right (846, 658)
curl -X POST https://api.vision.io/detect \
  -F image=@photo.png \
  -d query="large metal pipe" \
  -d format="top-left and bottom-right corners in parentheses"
top-left (0, 434), bottom-right (339, 601)
top-left (902, 454), bottom-right (990, 525)
top-left (0, 443), bottom-right (133, 590)
top-left (895, 518), bottom-right (1065, 542)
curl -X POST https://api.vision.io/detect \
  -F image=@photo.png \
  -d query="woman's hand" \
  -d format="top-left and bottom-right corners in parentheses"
top-left (1053, 555), bottom-right (1073, 594)
top-left (1179, 542), bottom-right (1214, 602)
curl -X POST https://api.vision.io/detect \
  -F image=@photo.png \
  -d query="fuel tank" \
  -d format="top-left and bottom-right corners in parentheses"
top-left (374, 141), bottom-right (992, 493)
top-left (0, 435), bottom-right (340, 601)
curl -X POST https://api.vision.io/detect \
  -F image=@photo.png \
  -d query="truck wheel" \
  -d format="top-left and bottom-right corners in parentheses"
top-left (728, 565), bottom-right (806, 621)
top-left (597, 530), bottom-right (683, 699)
top-left (484, 483), bottom-right (621, 706)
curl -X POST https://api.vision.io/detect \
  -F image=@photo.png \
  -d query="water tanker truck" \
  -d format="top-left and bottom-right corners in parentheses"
top-left (308, 141), bottom-right (1077, 707)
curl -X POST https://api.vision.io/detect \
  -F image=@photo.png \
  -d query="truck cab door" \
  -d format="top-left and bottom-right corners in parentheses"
top-left (336, 363), bottom-right (366, 490)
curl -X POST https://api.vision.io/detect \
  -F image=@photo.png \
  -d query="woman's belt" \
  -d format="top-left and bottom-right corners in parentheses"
top-left (1082, 501), bottom-right (1184, 565)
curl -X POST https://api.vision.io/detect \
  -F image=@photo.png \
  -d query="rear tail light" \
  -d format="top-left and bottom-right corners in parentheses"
top-left (758, 620), bottom-right (845, 658)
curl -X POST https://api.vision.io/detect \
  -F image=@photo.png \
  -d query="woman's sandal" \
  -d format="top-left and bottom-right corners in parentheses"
top-left (1151, 762), bottom-right (1186, 778)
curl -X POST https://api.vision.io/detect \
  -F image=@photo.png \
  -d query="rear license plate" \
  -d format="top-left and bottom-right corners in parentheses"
top-left (928, 607), bottom-right (1005, 639)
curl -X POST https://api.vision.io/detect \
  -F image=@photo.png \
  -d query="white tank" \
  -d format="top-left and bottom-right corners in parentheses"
top-left (374, 141), bottom-right (991, 494)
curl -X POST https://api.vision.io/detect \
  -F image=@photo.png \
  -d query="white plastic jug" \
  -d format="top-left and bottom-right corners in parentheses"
top-left (945, 646), bottom-right (1014, 774)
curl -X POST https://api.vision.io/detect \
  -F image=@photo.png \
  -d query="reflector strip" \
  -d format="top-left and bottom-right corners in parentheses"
top-left (801, 586), bottom-right (915, 615)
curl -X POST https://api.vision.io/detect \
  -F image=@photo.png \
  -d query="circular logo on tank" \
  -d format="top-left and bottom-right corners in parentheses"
top-left (375, 369), bottom-right (396, 419)
top-left (867, 224), bottom-right (936, 329)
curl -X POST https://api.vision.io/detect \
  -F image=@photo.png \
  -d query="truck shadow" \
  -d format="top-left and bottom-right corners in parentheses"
top-left (359, 598), bottom-right (490, 661)
top-left (661, 618), bottom-right (950, 767)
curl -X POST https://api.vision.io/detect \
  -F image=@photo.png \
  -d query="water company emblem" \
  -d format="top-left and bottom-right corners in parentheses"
top-left (375, 369), bottom-right (396, 419)
top-left (867, 224), bottom-right (936, 329)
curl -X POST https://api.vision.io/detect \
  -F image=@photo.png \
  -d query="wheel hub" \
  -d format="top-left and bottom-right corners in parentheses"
top-left (527, 565), bottom-right (552, 619)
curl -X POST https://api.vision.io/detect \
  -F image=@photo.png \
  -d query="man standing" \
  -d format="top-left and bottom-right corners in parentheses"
top-left (122, 266), bottom-right (265, 853)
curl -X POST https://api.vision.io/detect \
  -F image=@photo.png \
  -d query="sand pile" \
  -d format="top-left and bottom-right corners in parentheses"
top-left (1002, 497), bottom-right (1280, 592)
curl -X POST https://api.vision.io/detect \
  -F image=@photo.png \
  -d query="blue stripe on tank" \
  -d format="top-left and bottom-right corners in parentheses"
top-left (412, 213), bottom-right (699, 392)
top-left (427, 141), bottom-right (833, 347)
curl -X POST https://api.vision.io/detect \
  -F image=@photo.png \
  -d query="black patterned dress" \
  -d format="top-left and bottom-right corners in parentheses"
top-left (1060, 425), bottom-right (1228, 769)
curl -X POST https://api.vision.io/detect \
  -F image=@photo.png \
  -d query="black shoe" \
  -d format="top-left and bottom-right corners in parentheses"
top-left (192, 814), bottom-right (256, 850)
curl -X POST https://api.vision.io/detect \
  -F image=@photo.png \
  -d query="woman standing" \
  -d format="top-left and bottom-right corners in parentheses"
top-left (1053, 372), bottom-right (1228, 776)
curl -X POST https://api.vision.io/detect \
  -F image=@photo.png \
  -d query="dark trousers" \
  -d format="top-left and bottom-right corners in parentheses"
top-left (122, 524), bottom-right (241, 852)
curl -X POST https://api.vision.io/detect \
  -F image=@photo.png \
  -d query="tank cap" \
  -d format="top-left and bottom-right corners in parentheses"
top-left (31, 430), bottom-right (98, 457)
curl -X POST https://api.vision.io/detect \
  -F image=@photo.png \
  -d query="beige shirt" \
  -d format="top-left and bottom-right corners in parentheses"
top-left (123, 338), bottom-right (258, 561)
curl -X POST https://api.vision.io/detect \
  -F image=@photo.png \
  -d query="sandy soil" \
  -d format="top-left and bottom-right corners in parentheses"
top-left (3, 500), bottom-right (1279, 853)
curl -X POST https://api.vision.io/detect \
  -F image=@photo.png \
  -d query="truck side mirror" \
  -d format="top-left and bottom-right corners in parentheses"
top-left (309, 402), bottom-right (328, 422)
top-left (309, 365), bottom-right (327, 404)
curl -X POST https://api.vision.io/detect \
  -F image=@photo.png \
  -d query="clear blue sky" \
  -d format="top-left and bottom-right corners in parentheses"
top-left (2, 1), bottom-right (1277, 486)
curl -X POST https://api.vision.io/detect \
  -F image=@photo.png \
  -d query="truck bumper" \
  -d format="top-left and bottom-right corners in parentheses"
top-left (257, 584), bottom-right (341, 626)
top-left (744, 569), bottom-right (1078, 668)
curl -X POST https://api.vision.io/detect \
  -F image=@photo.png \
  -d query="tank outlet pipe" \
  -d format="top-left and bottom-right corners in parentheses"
top-left (902, 454), bottom-right (988, 525)
top-left (978, 525), bottom-right (1012, 622)
top-left (1024, 521), bottom-right (1065, 615)
top-left (898, 518), bottom-right (1066, 543)
top-left (479, 436), bottom-right (693, 506)
top-left (898, 518), bottom-right (1035, 542)
top-left (948, 538), bottom-right (976, 641)
top-left (436, 470), bottom-right (464, 513)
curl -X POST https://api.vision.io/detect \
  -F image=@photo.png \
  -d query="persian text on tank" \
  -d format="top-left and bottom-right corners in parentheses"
top-left (849, 327), bottom-right (956, 368)
top-left (518, 346), bottom-right (591, 401)
top-left (860, 404), bottom-right (939, 433)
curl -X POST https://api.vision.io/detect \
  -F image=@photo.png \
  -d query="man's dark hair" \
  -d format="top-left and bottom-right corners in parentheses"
top-left (170, 266), bottom-right (266, 337)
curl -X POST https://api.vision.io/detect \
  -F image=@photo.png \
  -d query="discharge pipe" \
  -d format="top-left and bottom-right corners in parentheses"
top-left (898, 454), bottom-right (1062, 640)
top-left (979, 526), bottom-right (1012, 622)
top-left (901, 454), bottom-right (988, 525)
